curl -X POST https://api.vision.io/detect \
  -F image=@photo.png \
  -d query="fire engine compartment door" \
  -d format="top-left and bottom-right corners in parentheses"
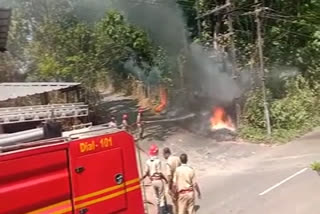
top-left (71, 148), bottom-right (127, 213)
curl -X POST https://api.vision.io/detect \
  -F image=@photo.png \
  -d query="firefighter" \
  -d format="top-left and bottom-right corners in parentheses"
top-left (122, 114), bottom-right (130, 132)
top-left (108, 116), bottom-right (117, 128)
top-left (163, 147), bottom-right (181, 214)
top-left (173, 153), bottom-right (201, 214)
top-left (136, 108), bottom-right (144, 139)
top-left (141, 144), bottom-right (168, 214)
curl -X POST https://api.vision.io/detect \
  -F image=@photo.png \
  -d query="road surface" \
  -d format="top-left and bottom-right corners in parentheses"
top-left (101, 93), bottom-right (320, 214)
top-left (198, 129), bottom-right (320, 214)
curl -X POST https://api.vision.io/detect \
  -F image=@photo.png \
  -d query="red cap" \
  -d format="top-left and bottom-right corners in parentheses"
top-left (122, 114), bottom-right (128, 119)
top-left (149, 144), bottom-right (159, 156)
top-left (138, 107), bottom-right (144, 113)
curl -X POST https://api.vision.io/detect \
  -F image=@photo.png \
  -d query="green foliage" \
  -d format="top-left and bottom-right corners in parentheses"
top-left (270, 75), bottom-right (316, 130)
top-left (95, 11), bottom-right (153, 62)
top-left (18, 7), bottom-right (175, 105)
top-left (238, 126), bottom-right (268, 143)
top-left (310, 161), bottom-right (320, 171)
top-left (241, 75), bottom-right (320, 142)
top-left (242, 90), bottom-right (267, 129)
top-left (26, 10), bottom-right (159, 86)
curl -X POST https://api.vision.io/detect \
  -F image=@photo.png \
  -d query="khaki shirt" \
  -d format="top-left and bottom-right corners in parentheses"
top-left (144, 156), bottom-right (162, 177)
top-left (173, 164), bottom-right (196, 192)
top-left (166, 155), bottom-right (181, 178)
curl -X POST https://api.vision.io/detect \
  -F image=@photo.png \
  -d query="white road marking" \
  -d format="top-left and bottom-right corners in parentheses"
top-left (258, 167), bottom-right (308, 196)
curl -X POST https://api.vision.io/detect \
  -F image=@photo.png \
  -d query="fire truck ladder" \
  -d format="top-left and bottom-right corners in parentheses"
top-left (0, 103), bottom-right (89, 125)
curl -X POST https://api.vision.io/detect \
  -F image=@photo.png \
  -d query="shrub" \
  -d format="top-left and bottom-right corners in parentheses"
top-left (240, 75), bottom-right (320, 143)
top-left (311, 161), bottom-right (320, 171)
top-left (270, 75), bottom-right (316, 130)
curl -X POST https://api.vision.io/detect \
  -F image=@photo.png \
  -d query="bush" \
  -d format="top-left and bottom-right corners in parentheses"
top-left (240, 75), bottom-right (320, 143)
top-left (241, 89), bottom-right (270, 129)
top-left (238, 126), bottom-right (268, 143)
top-left (270, 75), bottom-right (316, 130)
top-left (311, 161), bottom-right (320, 171)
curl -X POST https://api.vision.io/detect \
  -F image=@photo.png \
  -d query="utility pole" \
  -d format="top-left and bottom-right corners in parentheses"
top-left (225, 0), bottom-right (240, 127)
top-left (226, 0), bottom-right (237, 79)
top-left (195, 0), bottom-right (202, 38)
top-left (255, 1), bottom-right (272, 135)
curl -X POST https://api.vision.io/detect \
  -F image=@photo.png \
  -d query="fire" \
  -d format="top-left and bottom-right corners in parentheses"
top-left (210, 107), bottom-right (235, 131)
top-left (155, 87), bottom-right (167, 113)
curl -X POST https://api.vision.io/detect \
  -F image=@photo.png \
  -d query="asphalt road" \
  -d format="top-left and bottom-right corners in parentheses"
top-left (198, 129), bottom-right (320, 214)
top-left (103, 93), bottom-right (320, 214)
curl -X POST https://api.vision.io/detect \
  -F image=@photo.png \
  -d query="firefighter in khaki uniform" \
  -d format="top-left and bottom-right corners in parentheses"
top-left (173, 153), bottom-right (201, 214)
top-left (136, 108), bottom-right (144, 139)
top-left (141, 144), bottom-right (168, 214)
top-left (163, 147), bottom-right (181, 213)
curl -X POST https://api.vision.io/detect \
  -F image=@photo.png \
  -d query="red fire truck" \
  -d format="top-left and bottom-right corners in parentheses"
top-left (0, 124), bottom-right (144, 214)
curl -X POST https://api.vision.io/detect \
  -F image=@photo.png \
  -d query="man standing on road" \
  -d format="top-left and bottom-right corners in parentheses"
top-left (141, 144), bottom-right (168, 214)
top-left (108, 116), bottom-right (117, 128)
top-left (136, 108), bottom-right (144, 139)
top-left (163, 147), bottom-right (181, 213)
top-left (122, 114), bottom-right (130, 132)
top-left (174, 153), bottom-right (201, 214)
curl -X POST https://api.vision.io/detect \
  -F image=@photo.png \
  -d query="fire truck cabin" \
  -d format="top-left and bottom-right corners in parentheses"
top-left (0, 127), bottom-right (144, 214)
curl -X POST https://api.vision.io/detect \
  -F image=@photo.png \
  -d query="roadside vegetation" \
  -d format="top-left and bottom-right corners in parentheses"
top-left (1, 0), bottom-right (320, 143)
top-left (310, 161), bottom-right (320, 173)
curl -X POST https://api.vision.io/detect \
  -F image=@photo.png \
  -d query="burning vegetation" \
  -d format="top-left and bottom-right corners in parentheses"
top-left (210, 107), bottom-right (235, 132)
top-left (155, 87), bottom-right (168, 113)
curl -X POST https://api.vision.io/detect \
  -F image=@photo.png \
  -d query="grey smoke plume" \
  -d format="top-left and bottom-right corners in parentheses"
top-left (71, 0), bottom-right (244, 106)
top-left (71, 0), bottom-right (112, 22)
top-left (113, 0), bottom-right (242, 105)
top-left (113, 0), bottom-right (187, 57)
top-left (124, 59), bottom-right (161, 85)
top-left (187, 44), bottom-right (240, 104)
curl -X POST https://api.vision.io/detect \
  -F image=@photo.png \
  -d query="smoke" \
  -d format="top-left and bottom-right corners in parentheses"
top-left (112, 0), bottom-right (244, 106)
top-left (187, 44), bottom-right (241, 104)
top-left (71, 0), bottom-right (246, 108)
top-left (124, 59), bottom-right (161, 85)
top-left (70, 0), bottom-right (112, 22)
top-left (113, 0), bottom-right (187, 57)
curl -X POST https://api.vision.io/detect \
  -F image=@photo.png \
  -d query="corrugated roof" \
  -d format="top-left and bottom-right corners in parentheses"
top-left (0, 9), bottom-right (11, 52)
top-left (0, 82), bottom-right (81, 101)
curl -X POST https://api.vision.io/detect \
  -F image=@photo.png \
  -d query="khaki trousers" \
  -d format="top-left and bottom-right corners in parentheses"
top-left (178, 191), bottom-right (195, 214)
top-left (166, 186), bottom-right (178, 214)
top-left (152, 179), bottom-right (166, 207)
top-left (171, 192), bottom-right (178, 214)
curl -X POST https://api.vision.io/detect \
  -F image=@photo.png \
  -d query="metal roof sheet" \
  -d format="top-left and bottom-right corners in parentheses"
top-left (0, 82), bottom-right (81, 101)
top-left (0, 9), bottom-right (11, 52)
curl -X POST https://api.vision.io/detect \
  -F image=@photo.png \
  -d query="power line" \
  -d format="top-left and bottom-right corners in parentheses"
top-left (263, 23), bottom-right (315, 39)
top-left (126, 0), bottom-right (195, 9)
top-left (263, 14), bottom-right (318, 28)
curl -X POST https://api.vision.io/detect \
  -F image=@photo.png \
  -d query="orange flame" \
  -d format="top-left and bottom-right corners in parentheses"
top-left (210, 107), bottom-right (235, 131)
top-left (155, 87), bottom-right (167, 113)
